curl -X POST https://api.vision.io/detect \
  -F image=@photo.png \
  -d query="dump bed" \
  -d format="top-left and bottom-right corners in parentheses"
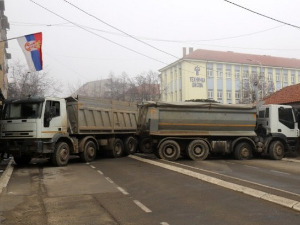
top-left (66, 96), bottom-right (138, 134)
top-left (138, 101), bottom-right (257, 137)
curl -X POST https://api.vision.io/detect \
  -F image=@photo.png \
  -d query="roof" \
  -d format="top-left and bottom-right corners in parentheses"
top-left (264, 83), bottom-right (300, 105)
top-left (182, 49), bottom-right (300, 69)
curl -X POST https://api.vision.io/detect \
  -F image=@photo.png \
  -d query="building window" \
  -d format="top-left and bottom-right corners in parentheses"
top-left (207, 69), bottom-right (213, 77)
top-left (243, 71), bottom-right (249, 79)
top-left (284, 74), bottom-right (288, 83)
top-left (227, 91), bottom-right (232, 100)
top-left (217, 71), bottom-right (223, 79)
top-left (276, 73), bottom-right (280, 82)
top-left (208, 89), bottom-right (213, 99)
top-left (291, 75), bottom-right (295, 84)
top-left (268, 73), bottom-right (273, 81)
top-left (235, 91), bottom-right (240, 100)
top-left (226, 71), bottom-right (231, 79)
top-left (235, 72), bottom-right (240, 80)
top-left (217, 90), bottom-right (222, 99)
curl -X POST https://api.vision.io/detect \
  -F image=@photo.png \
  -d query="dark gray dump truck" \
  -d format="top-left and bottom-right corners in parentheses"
top-left (137, 102), bottom-right (299, 161)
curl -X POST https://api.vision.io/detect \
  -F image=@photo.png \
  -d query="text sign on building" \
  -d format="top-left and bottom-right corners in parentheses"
top-left (190, 77), bottom-right (205, 87)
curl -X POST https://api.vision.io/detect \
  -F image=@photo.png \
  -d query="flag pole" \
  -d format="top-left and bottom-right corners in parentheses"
top-left (0, 33), bottom-right (41, 43)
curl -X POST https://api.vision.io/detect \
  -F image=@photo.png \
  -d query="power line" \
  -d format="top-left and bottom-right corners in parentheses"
top-left (224, 0), bottom-right (300, 30)
top-left (10, 20), bottom-right (285, 43)
top-left (28, 0), bottom-right (168, 65)
top-left (61, 0), bottom-right (180, 60)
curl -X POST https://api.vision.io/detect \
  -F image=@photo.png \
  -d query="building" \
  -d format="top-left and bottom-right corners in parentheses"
top-left (159, 48), bottom-right (300, 104)
top-left (0, 0), bottom-right (10, 102)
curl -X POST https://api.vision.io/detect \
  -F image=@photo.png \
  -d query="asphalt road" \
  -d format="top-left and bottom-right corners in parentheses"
top-left (0, 155), bottom-right (299, 225)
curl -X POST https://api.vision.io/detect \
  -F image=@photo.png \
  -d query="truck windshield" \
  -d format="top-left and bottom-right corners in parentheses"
top-left (2, 102), bottom-right (43, 119)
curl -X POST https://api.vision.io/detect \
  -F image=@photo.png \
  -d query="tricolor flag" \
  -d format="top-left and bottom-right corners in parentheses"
top-left (17, 32), bottom-right (43, 72)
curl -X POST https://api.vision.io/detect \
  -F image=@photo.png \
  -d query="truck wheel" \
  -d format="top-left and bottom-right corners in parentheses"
top-left (80, 140), bottom-right (97, 162)
top-left (158, 140), bottom-right (181, 161)
top-left (139, 138), bottom-right (153, 153)
top-left (52, 142), bottom-right (70, 166)
top-left (124, 136), bottom-right (138, 155)
top-left (269, 141), bottom-right (284, 160)
top-left (187, 140), bottom-right (209, 160)
top-left (109, 138), bottom-right (124, 158)
top-left (13, 154), bottom-right (32, 166)
top-left (234, 142), bottom-right (253, 160)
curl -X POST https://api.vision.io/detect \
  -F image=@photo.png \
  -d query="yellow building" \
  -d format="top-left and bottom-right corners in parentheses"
top-left (0, 0), bottom-right (10, 101)
top-left (159, 48), bottom-right (300, 104)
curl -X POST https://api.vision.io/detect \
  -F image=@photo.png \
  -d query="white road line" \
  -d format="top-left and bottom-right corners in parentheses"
top-left (160, 222), bottom-right (170, 225)
top-left (244, 165), bottom-right (259, 169)
top-left (133, 200), bottom-right (152, 213)
top-left (86, 163), bottom-right (90, 165)
top-left (129, 155), bottom-right (300, 212)
top-left (157, 157), bottom-right (300, 198)
top-left (105, 177), bottom-right (114, 184)
top-left (117, 187), bottom-right (129, 195)
top-left (0, 159), bottom-right (14, 195)
top-left (97, 170), bottom-right (103, 175)
top-left (270, 170), bottom-right (290, 175)
top-left (90, 165), bottom-right (96, 169)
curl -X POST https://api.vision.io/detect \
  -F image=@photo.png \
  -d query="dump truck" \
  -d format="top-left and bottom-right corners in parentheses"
top-left (0, 96), bottom-right (138, 166)
top-left (137, 102), bottom-right (299, 161)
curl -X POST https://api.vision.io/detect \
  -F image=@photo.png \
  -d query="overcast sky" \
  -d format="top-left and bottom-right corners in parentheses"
top-left (5, 0), bottom-right (300, 96)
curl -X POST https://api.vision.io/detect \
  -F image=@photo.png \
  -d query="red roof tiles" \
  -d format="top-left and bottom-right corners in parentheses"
top-left (184, 49), bottom-right (300, 69)
top-left (264, 83), bottom-right (300, 104)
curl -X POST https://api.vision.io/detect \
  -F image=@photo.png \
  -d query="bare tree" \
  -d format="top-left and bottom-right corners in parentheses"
top-left (7, 61), bottom-right (62, 98)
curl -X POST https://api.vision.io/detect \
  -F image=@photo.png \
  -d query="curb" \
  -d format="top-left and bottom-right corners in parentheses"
top-left (130, 155), bottom-right (300, 213)
top-left (0, 158), bottom-right (14, 195)
top-left (282, 158), bottom-right (300, 163)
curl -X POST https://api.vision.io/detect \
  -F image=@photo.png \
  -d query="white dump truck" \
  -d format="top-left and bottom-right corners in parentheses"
top-left (0, 96), bottom-right (138, 166)
top-left (137, 102), bottom-right (299, 161)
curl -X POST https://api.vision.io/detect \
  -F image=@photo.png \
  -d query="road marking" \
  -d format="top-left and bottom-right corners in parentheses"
top-left (86, 163), bottom-right (90, 165)
top-left (157, 157), bottom-right (300, 198)
top-left (0, 159), bottom-right (14, 195)
top-left (133, 200), bottom-right (152, 213)
top-left (90, 165), bottom-right (96, 169)
top-left (97, 170), bottom-right (103, 175)
top-left (105, 177), bottom-right (114, 184)
top-left (160, 222), bottom-right (170, 225)
top-left (129, 155), bottom-right (300, 212)
top-left (270, 170), bottom-right (290, 175)
top-left (244, 165), bottom-right (259, 169)
top-left (117, 186), bottom-right (129, 195)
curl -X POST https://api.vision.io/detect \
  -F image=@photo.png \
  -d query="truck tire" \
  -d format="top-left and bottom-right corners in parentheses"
top-left (139, 138), bottom-right (153, 153)
top-left (124, 136), bottom-right (138, 155)
top-left (52, 142), bottom-right (70, 166)
top-left (158, 140), bottom-right (181, 161)
top-left (186, 140), bottom-right (209, 160)
top-left (13, 154), bottom-right (32, 166)
top-left (109, 138), bottom-right (124, 158)
top-left (269, 141), bottom-right (284, 160)
top-left (234, 142), bottom-right (253, 160)
top-left (80, 140), bottom-right (97, 162)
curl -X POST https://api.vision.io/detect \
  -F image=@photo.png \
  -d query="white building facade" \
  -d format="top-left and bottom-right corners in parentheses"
top-left (159, 48), bottom-right (300, 104)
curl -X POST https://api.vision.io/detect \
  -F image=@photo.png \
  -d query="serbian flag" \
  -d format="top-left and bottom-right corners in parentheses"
top-left (17, 32), bottom-right (43, 72)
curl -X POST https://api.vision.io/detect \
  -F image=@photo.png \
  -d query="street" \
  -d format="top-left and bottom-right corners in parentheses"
top-left (0, 155), bottom-right (300, 225)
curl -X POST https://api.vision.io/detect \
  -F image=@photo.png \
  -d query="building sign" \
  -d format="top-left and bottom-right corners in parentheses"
top-left (194, 66), bottom-right (200, 75)
top-left (190, 77), bottom-right (205, 88)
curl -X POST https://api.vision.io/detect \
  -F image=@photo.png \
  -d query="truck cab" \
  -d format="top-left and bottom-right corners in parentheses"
top-left (0, 96), bottom-right (68, 164)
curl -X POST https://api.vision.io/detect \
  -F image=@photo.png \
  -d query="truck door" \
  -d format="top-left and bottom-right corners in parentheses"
top-left (277, 107), bottom-right (299, 138)
top-left (41, 100), bottom-right (64, 138)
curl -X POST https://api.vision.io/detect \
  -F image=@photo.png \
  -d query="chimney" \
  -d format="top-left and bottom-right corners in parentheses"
top-left (183, 47), bottom-right (186, 57)
top-left (189, 47), bottom-right (193, 54)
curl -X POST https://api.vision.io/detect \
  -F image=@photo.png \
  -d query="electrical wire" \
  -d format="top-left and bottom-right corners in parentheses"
top-left (28, 0), bottom-right (168, 65)
top-left (224, 0), bottom-right (300, 30)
